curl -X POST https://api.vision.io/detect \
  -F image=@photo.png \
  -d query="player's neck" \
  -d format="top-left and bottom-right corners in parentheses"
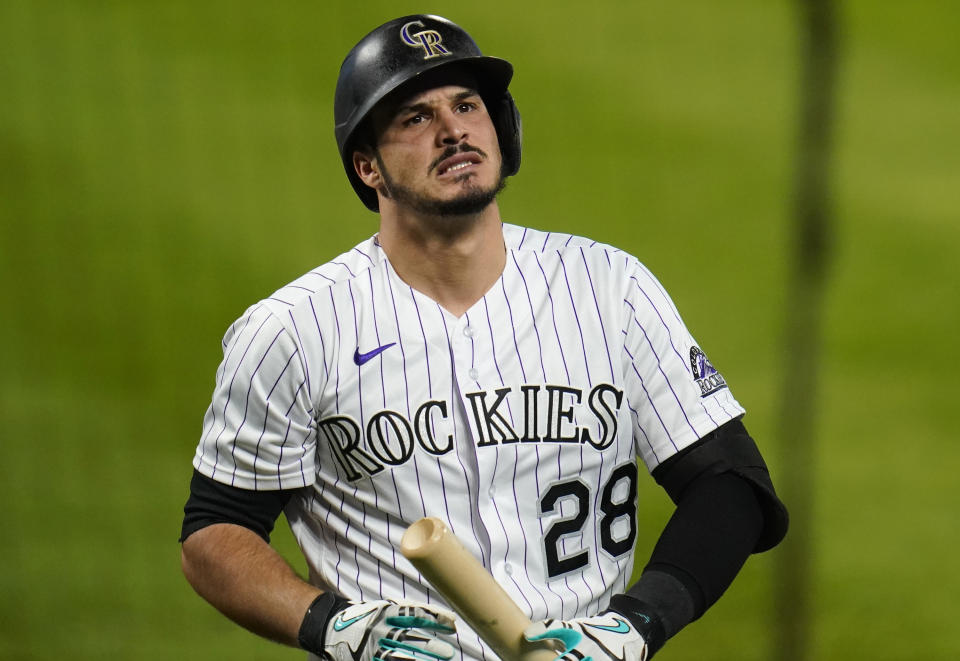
top-left (377, 202), bottom-right (506, 318)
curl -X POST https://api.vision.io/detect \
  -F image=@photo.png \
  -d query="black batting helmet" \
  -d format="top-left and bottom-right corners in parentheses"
top-left (334, 15), bottom-right (522, 211)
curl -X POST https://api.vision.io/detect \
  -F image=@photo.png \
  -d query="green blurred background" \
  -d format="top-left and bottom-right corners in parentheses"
top-left (1, 1), bottom-right (957, 659)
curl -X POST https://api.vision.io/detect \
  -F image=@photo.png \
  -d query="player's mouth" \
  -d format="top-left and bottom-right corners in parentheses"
top-left (432, 147), bottom-right (486, 177)
top-left (436, 154), bottom-right (482, 177)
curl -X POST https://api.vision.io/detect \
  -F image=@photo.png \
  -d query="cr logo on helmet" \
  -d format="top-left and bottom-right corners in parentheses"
top-left (401, 21), bottom-right (451, 59)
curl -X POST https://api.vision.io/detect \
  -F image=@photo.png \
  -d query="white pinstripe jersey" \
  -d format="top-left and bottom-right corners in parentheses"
top-left (193, 223), bottom-right (744, 661)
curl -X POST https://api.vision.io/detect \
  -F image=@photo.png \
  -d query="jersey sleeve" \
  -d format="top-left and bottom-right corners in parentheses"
top-left (192, 303), bottom-right (316, 491)
top-left (621, 261), bottom-right (745, 472)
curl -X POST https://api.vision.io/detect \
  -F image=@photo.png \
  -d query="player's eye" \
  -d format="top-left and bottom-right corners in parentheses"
top-left (403, 112), bottom-right (429, 127)
top-left (455, 102), bottom-right (477, 113)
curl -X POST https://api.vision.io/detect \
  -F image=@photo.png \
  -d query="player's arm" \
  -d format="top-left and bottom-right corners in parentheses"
top-left (179, 469), bottom-right (320, 647)
top-left (617, 417), bottom-right (789, 646)
top-left (180, 470), bottom-right (458, 660)
top-left (181, 521), bottom-right (321, 646)
top-left (527, 418), bottom-right (789, 660)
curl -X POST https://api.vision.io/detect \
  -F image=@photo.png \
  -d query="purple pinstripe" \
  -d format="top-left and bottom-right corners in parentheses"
top-left (228, 328), bottom-right (284, 484)
top-left (208, 310), bottom-right (273, 480)
top-left (625, 299), bottom-right (699, 439)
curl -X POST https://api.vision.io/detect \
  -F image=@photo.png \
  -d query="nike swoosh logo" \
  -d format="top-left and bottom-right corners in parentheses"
top-left (332, 608), bottom-right (377, 631)
top-left (353, 342), bottom-right (396, 366)
top-left (585, 618), bottom-right (632, 634)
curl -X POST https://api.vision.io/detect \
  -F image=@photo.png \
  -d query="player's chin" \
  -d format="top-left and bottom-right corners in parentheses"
top-left (389, 173), bottom-right (504, 217)
top-left (434, 170), bottom-right (483, 193)
top-left (431, 189), bottom-right (497, 217)
top-left (441, 179), bottom-right (504, 215)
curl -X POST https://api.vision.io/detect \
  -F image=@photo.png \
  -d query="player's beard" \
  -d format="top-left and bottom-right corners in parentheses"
top-left (376, 145), bottom-right (506, 218)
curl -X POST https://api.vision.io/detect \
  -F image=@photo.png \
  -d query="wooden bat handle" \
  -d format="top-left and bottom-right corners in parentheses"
top-left (401, 517), bottom-right (557, 661)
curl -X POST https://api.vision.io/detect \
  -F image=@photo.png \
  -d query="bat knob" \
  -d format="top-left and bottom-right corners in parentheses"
top-left (401, 516), bottom-right (449, 558)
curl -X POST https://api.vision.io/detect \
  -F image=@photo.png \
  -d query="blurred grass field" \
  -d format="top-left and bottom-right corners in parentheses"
top-left (1, 1), bottom-right (957, 659)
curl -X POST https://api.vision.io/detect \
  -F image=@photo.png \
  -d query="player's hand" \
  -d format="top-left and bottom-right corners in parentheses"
top-left (524, 611), bottom-right (650, 661)
top-left (323, 599), bottom-right (458, 661)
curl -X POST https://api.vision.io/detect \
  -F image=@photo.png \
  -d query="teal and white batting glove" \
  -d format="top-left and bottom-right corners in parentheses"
top-left (525, 595), bottom-right (668, 661)
top-left (524, 612), bottom-right (649, 661)
top-left (299, 595), bottom-right (458, 661)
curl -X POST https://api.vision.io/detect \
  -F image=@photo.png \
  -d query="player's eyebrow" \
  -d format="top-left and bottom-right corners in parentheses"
top-left (449, 88), bottom-right (481, 103)
top-left (395, 88), bottom-right (481, 117)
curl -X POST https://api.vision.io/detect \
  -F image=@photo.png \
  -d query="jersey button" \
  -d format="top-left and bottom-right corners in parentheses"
top-left (503, 563), bottom-right (513, 575)
top-left (468, 368), bottom-right (479, 380)
top-left (463, 326), bottom-right (475, 338)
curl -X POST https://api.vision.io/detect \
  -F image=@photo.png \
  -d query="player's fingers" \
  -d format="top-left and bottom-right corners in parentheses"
top-left (390, 600), bottom-right (458, 630)
top-left (524, 622), bottom-right (583, 652)
top-left (384, 628), bottom-right (441, 644)
top-left (417, 606), bottom-right (456, 631)
top-left (385, 614), bottom-right (456, 633)
top-left (384, 607), bottom-right (456, 633)
top-left (376, 634), bottom-right (456, 660)
top-left (385, 625), bottom-right (457, 653)
top-left (523, 620), bottom-right (551, 640)
top-left (374, 649), bottom-right (422, 661)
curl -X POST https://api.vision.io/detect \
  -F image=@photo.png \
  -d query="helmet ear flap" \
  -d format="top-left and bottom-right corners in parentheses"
top-left (493, 91), bottom-right (522, 177)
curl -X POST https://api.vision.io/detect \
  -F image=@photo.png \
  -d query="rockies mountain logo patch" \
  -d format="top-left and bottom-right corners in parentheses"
top-left (690, 346), bottom-right (727, 397)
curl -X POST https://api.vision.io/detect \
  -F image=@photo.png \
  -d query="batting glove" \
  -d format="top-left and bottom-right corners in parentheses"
top-left (300, 594), bottom-right (458, 661)
top-left (524, 597), bottom-right (666, 661)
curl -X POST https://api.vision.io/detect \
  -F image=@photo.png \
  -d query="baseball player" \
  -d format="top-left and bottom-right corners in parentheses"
top-left (180, 14), bottom-right (788, 661)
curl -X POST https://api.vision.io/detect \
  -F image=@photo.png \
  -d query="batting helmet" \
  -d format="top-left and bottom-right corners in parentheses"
top-left (334, 15), bottom-right (522, 211)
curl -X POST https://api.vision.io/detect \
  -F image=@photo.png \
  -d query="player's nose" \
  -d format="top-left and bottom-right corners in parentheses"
top-left (435, 109), bottom-right (467, 146)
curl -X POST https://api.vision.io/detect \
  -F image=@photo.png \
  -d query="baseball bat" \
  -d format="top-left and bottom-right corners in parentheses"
top-left (401, 517), bottom-right (557, 661)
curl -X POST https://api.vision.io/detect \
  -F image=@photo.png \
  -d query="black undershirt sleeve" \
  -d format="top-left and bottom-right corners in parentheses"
top-left (608, 419), bottom-right (786, 656)
top-left (634, 471), bottom-right (764, 618)
top-left (653, 417), bottom-right (788, 552)
top-left (179, 469), bottom-right (298, 543)
top-left (609, 472), bottom-right (764, 658)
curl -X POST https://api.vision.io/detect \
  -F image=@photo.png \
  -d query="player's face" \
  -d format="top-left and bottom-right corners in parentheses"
top-left (364, 84), bottom-right (505, 216)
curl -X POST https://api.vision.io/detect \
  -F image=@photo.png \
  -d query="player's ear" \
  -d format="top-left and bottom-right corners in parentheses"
top-left (353, 148), bottom-right (382, 189)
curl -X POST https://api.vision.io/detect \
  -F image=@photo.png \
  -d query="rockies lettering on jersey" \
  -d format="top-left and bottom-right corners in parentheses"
top-left (320, 382), bottom-right (624, 482)
top-left (192, 223), bottom-right (743, 661)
